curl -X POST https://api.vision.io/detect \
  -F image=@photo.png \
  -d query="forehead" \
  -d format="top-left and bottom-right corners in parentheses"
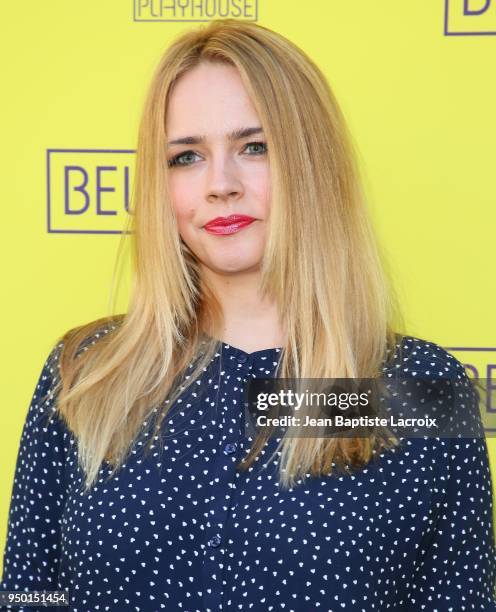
top-left (165, 61), bottom-right (260, 136)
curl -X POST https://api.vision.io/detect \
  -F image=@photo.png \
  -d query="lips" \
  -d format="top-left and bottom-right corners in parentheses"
top-left (203, 214), bottom-right (256, 235)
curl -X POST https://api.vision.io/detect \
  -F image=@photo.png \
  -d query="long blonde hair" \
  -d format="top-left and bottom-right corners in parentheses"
top-left (51, 18), bottom-right (403, 492)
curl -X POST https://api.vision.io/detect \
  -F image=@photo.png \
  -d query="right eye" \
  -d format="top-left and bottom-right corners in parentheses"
top-left (167, 150), bottom-right (201, 168)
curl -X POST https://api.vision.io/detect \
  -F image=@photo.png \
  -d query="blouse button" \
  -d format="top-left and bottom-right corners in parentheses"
top-left (237, 353), bottom-right (248, 364)
top-left (223, 442), bottom-right (238, 455)
top-left (208, 534), bottom-right (222, 548)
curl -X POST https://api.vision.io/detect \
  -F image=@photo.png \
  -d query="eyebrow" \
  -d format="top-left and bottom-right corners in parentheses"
top-left (167, 126), bottom-right (264, 147)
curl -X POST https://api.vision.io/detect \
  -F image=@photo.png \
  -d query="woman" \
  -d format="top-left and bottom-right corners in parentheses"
top-left (1, 19), bottom-right (495, 611)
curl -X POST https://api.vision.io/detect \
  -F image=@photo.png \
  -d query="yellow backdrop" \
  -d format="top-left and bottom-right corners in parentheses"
top-left (1, 0), bottom-right (495, 558)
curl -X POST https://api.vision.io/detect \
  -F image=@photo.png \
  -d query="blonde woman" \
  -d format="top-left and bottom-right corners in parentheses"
top-left (1, 19), bottom-right (495, 612)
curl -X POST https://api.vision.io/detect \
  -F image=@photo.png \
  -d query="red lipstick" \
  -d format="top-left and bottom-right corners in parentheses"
top-left (203, 214), bottom-right (256, 235)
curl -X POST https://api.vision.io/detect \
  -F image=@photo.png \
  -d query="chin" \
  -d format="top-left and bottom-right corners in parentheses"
top-left (206, 255), bottom-right (262, 275)
top-left (198, 240), bottom-right (262, 272)
top-left (214, 262), bottom-right (260, 275)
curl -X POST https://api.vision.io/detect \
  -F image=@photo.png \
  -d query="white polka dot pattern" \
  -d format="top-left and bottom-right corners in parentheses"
top-left (1, 330), bottom-right (495, 611)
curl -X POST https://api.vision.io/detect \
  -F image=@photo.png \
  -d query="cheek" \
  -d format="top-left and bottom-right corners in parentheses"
top-left (168, 176), bottom-right (198, 227)
top-left (249, 166), bottom-right (271, 212)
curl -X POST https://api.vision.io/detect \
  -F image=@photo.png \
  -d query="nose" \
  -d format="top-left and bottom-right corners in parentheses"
top-left (205, 153), bottom-right (244, 204)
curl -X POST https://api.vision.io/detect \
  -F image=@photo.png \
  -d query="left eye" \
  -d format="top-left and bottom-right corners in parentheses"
top-left (244, 141), bottom-right (267, 155)
top-left (167, 141), bottom-right (267, 168)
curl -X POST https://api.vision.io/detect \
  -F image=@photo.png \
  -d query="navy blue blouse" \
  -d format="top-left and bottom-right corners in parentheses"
top-left (1, 328), bottom-right (496, 611)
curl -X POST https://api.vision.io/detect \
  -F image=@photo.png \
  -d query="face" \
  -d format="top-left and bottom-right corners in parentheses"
top-left (165, 61), bottom-right (271, 275)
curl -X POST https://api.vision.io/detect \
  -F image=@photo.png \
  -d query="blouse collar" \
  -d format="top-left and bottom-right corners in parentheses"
top-left (206, 338), bottom-right (283, 376)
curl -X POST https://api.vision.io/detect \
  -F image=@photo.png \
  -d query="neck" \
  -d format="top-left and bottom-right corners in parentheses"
top-left (201, 265), bottom-right (285, 353)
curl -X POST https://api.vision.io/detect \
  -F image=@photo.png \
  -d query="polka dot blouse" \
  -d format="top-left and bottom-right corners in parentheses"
top-left (1, 329), bottom-right (496, 611)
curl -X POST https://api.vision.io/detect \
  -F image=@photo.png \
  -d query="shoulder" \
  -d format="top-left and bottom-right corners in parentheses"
top-left (39, 316), bottom-right (124, 401)
top-left (382, 334), bottom-right (483, 437)
top-left (383, 334), bottom-right (467, 379)
top-left (51, 315), bottom-right (124, 361)
top-left (71, 315), bottom-right (123, 358)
